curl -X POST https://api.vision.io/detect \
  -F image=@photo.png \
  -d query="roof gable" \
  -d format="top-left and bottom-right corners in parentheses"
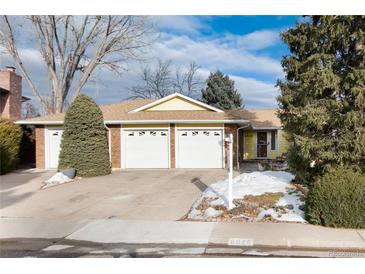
top-left (129, 93), bottom-right (224, 113)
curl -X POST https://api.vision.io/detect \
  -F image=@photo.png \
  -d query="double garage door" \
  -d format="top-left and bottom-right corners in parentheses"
top-left (123, 128), bottom-right (223, 169)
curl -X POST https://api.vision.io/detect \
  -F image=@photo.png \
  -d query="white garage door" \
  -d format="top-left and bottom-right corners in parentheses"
top-left (124, 129), bottom-right (169, 168)
top-left (177, 129), bottom-right (223, 168)
top-left (46, 129), bottom-right (63, 169)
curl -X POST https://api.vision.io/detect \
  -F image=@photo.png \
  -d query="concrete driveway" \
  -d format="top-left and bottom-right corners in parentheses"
top-left (0, 169), bottom-right (226, 221)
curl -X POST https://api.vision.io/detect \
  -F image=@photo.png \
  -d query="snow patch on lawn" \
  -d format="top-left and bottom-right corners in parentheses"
top-left (188, 171), bottom-right (306, 223)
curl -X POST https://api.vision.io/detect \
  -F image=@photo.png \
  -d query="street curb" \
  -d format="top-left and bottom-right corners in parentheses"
top-left (1, 217), bottom-right (364, 251)
top-left (209, 222), bottom-right (365, 251)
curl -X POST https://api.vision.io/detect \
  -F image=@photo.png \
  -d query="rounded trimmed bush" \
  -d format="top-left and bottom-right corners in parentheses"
top-left (0, 119), bottom-right (23, 174)
top-left (305, 167), bottom-right (365, 228)
top-left (58, 94), bottom-right (111, 177)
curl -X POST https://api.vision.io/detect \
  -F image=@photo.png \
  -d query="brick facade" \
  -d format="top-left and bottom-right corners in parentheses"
top-left (0, 68), bottom-right (22, 120)
top-left (170, 123), bottom-right (176, 168)
top-left (35, 126), bottom-right (45, 169)
top-left (108, 124), bottom-right (121, 168)
top-left (224, 124), bottom-right (238, 169)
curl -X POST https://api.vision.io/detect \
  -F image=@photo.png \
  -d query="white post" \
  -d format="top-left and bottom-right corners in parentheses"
top-left (227, 133), bottom-right (233, 209)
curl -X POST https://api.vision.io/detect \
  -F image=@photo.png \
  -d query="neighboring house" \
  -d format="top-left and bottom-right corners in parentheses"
top-left (0, 66), bottom-right (30, 120)
top-left (16, 93), bottom-right (289, 170)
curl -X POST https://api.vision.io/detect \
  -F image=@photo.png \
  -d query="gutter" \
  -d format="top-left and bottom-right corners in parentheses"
top-left (252, 126), bottom-right (281, 130)
top-left (15, 119), bottom-right (250, 125)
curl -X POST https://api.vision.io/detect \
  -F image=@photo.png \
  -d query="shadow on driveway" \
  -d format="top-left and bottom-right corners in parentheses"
top-left (0, 171), bottom-right (41, 191)
top-left (0, 189), bottom-right (33, 209)
top-left (0, 169), bottom-right (48, 209)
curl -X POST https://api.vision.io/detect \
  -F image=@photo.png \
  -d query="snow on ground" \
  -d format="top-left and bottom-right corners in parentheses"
top-left (42, 172), bottom-right (73, 189)
top-left (188, 171), bottom-right (307, 223)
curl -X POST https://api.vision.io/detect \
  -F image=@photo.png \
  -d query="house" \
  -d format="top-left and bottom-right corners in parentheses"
top-left (16, 93), bottom-right (289, 170)
top-left (0, 66), bottom-right (30, 120)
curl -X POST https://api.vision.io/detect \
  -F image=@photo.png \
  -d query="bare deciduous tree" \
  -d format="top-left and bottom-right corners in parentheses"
top-left (0, 15), bottom-right (153, 114)
top-left (174, 62), bottom-right (202, 97)
top-left (131, 60), bottom-right (173, 99)
top-left (22, 102), bottom-right (40, 119)
top-left (131, 60), bottom-right (203, 99)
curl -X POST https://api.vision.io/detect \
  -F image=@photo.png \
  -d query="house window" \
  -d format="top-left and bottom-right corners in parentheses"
top-left (271, 130), bottom-right (277, 150)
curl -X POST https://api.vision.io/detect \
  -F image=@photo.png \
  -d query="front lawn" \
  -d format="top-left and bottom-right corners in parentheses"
top-left (184, 171), bottom-right (307, 223)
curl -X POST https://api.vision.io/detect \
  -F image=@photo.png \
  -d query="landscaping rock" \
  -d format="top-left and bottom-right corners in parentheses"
top-left (286, 204), bottom-right (294, 210)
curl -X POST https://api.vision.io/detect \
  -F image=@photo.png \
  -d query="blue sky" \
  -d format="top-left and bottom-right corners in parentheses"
top-left (155, 16), bottom-right (300, 86)
top-left (1, 15), bottom-right (302, 110)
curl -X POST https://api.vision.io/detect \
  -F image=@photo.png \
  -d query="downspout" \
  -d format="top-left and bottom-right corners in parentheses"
top-left (236, 124), bottom-right (250, 170)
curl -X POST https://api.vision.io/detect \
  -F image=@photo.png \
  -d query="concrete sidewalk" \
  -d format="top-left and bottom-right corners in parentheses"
top-left (1, 217), bottom-right (364, 251)
top-left (211, 222), bottom-right (365, 250)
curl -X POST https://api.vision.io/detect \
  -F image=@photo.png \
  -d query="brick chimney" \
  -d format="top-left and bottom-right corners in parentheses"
top-left (0, 66), bottom-right (22, 120)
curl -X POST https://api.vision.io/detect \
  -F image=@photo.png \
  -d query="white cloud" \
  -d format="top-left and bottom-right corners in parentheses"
top-left (224, 29), bottom-right (280, 51)
top-left (151, 32), bottom-right (283, 77)
top-left (231, 75), bottom-right (279, 108)
top-left (155, 16), bottom-right (210, 34)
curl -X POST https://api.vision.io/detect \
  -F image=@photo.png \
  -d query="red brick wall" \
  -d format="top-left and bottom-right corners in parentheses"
top-left (108, 124), bottom-right (121, 168)
top-left (224, 124), bottom-right (238, 169)
top-left (35, 126), bottom-right (45, 169)
top-left (0, 69), bottom-right (22, 120)
top-left (170, 123), bottom-right (176, 168)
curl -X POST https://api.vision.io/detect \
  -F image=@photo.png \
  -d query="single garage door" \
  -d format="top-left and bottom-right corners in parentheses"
top-left (177, 129), bottom-right (223, 168)
top-left (46, 128), bottom-right (63, 169)
top-left (124, 129), bottom-right (169, 168)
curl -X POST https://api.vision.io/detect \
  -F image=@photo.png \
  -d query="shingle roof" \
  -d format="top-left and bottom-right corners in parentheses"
top-left (226, 109), bottom-right (281, 128)
top-left (17, 98), bottom-right (281, 128)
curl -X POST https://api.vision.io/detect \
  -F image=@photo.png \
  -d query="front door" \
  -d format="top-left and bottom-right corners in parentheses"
top-left (257, 131), bottom-right (267, 158)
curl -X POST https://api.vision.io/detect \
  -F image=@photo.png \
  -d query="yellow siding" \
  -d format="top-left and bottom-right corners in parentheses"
top-left (145, 97), bottom-right (208, 111)
top-left (176, 123), bottom-right (223, 128)
top-left (244, 130), bottom-right (255, 159)
top-left (243, 129), bottom-right (290, 160)
top-left (268, 131), bottom-right (278, 159)
top-left (122, 124), bottom-right (169, 128)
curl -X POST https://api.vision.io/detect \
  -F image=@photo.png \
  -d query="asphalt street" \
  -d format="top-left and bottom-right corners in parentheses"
top-left (2, 238), bottom-right (365, 258)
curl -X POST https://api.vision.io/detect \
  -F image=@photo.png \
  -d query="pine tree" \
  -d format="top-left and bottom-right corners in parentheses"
top-left (277, 16), bottom-right (365, 183)
top-left (201, 70), bottom-right (243, 110)
top-left (58, 94), bottom-right (111, 177)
